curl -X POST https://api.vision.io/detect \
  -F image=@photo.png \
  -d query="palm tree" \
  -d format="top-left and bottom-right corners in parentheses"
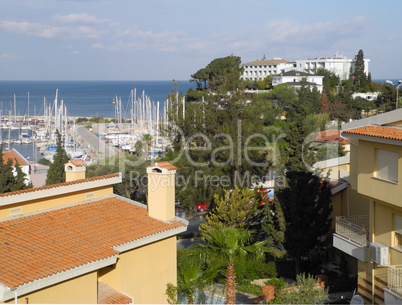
top-left (177, 251), bottom-right (218, 304)
top-left (141, 133), bottom-right (153, 156)
top-left (196, 226), bottom-right (271, 304)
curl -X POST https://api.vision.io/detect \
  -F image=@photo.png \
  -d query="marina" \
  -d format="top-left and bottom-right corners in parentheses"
top-left (0, 82), bottom-right (191, 164)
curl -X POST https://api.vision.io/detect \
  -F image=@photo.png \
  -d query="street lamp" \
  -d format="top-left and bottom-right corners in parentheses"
top-left (385, 80), bottom-right (402, 109)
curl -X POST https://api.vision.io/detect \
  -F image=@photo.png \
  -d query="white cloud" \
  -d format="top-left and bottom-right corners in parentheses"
top-left (1, 53), bottom-right (19, 60)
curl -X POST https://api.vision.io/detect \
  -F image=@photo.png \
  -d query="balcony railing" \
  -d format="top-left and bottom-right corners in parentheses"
top-left (335, 215), bottom-right (369, 246)
top-left (388, 265), bottom-right (402, 296)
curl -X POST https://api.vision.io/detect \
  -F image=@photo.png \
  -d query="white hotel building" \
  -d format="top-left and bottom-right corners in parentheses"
top-left (240, 57), bottom-right (295, 81)
top-left (295, 56), bottom-right (370, 81)
top-left (241, 55), bottom-right (370, 81)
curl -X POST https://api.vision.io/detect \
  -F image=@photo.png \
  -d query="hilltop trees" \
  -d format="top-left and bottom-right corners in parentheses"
top-left (190, 55), bottom-right (244, 92)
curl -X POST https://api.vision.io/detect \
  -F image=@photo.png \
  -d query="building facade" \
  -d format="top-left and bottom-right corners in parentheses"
top-left (240, 57), bottom-right (295, 81)
top-left (334, 109), bottom-right (402, 304)
top-left (0, 160), bottom-right (187, 304)
top-left (271, 70), bottom-right (324, 93)
top-left (295, 56), bottom-right (370, 81)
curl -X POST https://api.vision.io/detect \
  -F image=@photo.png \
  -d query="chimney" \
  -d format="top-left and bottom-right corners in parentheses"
top-left (146, 161), bottom-right (177, 221)
top-left (64, 159), bottom-right (86, 182)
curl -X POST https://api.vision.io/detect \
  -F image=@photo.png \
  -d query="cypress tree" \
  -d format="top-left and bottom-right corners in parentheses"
top-left (46, 130), bottom-right (69, 185)
top-left (276, 170), bottom-right (332, 275)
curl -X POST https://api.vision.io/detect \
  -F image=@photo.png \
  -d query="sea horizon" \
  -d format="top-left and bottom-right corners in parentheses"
top-left (0, 80), bottom-right (193, 119)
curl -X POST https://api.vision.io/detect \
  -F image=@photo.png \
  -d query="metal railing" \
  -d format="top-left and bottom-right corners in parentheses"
top-left (335, 215), bottom-right (369, 246)
top-left (388, 265), bottom-right (402, 296)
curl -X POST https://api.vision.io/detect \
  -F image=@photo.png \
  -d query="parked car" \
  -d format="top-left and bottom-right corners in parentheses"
top-left (196, 201), bottom-right (209, 212)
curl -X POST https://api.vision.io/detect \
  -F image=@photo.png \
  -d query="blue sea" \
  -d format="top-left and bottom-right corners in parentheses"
top-left (0, 80), bottom-right (193, 118)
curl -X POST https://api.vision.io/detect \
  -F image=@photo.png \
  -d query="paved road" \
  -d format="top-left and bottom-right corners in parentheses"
top-left (75, 126), bottom-right (118, 160)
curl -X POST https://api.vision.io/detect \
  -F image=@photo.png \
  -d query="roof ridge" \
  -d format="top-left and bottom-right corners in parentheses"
top-left (0, 173), bottom-right (120, 197)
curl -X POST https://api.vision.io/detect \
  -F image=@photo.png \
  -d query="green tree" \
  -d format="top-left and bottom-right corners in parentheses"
top-left (352, 49), bottom-right (367, 92)
top-left (190, 55), bottom-right (244, 92)
top-left (196, 226), bottom-right (270, 304)
top-left (141, 133), bottom-right (153, 156)
top-left (86, 153), bottom-right (151, 202)
top-left (175, 249), bottom-right (218, 304)
top-left (199, 186), bottom-right (263, 239)
top-left (12, 162), bottom-right (32, 191)
top-left (277, 171), bottom-right (332, 275)
top-left (0, 145), bottom-right (32, 193)
top-left (45, 129), bottom-right (69, 185)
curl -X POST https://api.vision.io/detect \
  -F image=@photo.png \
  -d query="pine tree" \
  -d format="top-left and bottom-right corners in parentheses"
top-left (46, 130), bottom-right (69, 185)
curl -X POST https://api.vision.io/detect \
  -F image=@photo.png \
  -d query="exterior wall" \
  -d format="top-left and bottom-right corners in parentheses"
top-left (0, 185), bottom-right (113, 219)
top-left (2, 272), bottom-right (97, 304)
top-left (98, 236), bottom-right (177, 304)
top-left (241, 61), bottom-right (295, 80)
top-left (348, 187), bottom-right (370, 216)
top-left (65, 170), bottom-right (86, 182)
top-left (317, 163), bottom-right (350, 181)
top-left (295, 57), bottom-right (370, 81)
top-left (356, 140), bottom-right (402, 208)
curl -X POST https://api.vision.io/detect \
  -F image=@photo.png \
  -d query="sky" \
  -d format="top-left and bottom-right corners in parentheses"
top-left (1, 0), bottom-right (401, 81)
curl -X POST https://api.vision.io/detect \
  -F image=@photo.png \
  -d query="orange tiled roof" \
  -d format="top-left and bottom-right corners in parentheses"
top-left (149, 161), bottom-right (177, 171)
top-left (64, 159), bottom-right (86, 167)
top-left (343, 126), bottom-right (402, 141)
top-left (98, 282), bottom-right (132, 304)
top-left (314, 130), bottom-right (350, 144)
top-left (0, 173), bottom-right (119, 197)
top-left (2, 150), bottom-right (28, 166)
top-left (0, 196), bottom-right (185, 289)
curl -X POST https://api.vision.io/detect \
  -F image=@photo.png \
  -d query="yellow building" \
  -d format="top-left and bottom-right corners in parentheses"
top-left (0, 160), bottom-right (188, 304)
top-left (333, 109), bottom-right (402, 304)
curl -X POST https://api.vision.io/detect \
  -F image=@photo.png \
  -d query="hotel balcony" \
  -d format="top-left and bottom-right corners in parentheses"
top-left (333, 215), bottom-right (369, 262)
top-left (385, 265), bottom-right (402, 304)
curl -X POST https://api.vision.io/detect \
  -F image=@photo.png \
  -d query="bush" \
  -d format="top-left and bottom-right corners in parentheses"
top-left (236, 281), bottom-right (262, 295)
top-left (38, 158), bottom-right (52, 166)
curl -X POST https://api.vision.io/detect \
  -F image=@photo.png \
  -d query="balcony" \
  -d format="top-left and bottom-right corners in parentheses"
top-left (385, 265), bottom-right (402, 303)
top-left (333, 215), bottom-right (369, 262)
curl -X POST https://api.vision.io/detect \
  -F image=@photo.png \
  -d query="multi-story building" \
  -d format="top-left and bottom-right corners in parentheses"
top-left (334, 109), bottom-right (402, 304)
top-left (271, 70), bottom-right (324, 93)
top-left (295, 55), bottom-right (370, 81)
top-left (240, 57), bottom-right (295, 81)
top-left (0, 160), bottom-right (187, 304)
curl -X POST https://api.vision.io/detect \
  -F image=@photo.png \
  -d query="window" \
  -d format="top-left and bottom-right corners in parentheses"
top-left (394, 214), bottom-right (402, 248)
top-left (376, 149), bottom-right (398, 182)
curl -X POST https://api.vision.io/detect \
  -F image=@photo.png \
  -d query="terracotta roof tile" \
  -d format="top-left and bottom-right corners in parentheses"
top-left (2, 149), bottom-right (28, 166)
top-left (98, 282), bottom-right (132, 304)
top-left (149, 161), bottom-right (177, 171)
top-left (314, 130), bottom-right (350, 144)
top-left (64, 159), bottom-right (86, 167)
top-left (0, 173), bottom-right (119, 197)
top-left (343, 126), bottom-right (402, 141)
top-left (0, 197), bottom-right (185, 289)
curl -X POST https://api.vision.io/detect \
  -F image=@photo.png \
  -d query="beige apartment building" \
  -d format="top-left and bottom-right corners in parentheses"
top-left (333, 109), bottom-right (402, 304)
top-left (0, 160), bottom-right (187, 304)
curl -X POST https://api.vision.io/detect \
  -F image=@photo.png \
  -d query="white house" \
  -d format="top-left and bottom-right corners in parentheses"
top-left (295, 55), bottom-right (370, 81)
top-left (241, 57), bottom-right (295, 81)
top-left (2, 148), bottom-right (32, 185)
top-left (272, 70), bottom-right (324, 93)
